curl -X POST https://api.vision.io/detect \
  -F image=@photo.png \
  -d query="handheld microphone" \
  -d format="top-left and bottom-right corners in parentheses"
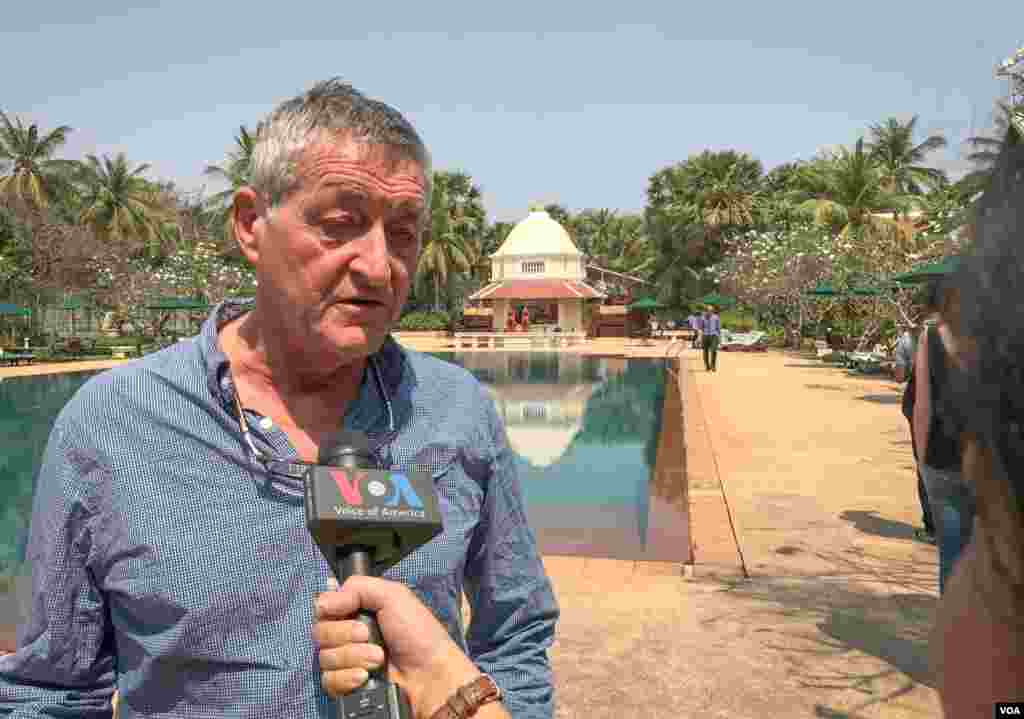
top-left (305, 431), bottom-right (443, 719)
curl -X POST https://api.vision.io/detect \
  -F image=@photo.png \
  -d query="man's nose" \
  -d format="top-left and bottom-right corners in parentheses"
top-left (349, 221), bottom-right (391, 288)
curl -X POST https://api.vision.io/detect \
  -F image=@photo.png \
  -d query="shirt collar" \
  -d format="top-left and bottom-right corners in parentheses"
top-left (198, 298), bottom-right (406, 434)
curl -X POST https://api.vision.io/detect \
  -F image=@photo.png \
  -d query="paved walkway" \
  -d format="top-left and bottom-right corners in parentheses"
top-left (546, 348), bottom-right (941, 719)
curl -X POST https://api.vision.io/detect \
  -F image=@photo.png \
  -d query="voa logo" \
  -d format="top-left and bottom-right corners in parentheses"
top-left (329, 470), bottom-right (424, 508)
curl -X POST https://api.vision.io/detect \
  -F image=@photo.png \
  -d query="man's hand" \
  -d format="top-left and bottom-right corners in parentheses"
top-left (313, 576), bottom-right (504, 719)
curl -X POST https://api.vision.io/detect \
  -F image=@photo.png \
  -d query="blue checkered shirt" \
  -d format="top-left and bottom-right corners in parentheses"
top-left (0, 300), bottom-right (558, 717)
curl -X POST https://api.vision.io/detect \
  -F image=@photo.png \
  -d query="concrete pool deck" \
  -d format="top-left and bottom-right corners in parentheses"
top-left (547, 347), bottom-right (941, 719)
top-left (2, 343), bottom-right (942, 717)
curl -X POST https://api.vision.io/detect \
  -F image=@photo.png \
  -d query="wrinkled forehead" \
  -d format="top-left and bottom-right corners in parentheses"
top-left (292, 133), bottom-right (428, 192)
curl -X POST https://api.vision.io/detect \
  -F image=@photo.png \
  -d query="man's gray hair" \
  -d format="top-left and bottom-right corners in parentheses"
top-left (250, 78), bottom-right (432, 211)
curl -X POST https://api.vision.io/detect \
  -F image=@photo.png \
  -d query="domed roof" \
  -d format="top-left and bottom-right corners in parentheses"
top-left (493, 209), bottom-right (581, 257)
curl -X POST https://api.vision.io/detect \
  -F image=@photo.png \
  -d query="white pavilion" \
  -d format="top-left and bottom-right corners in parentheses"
top-left (467, 208), bottom-right (605, 332)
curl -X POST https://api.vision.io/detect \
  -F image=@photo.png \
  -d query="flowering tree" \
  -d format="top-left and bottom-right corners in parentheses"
top-left (709, 223), bottom-right (836, 346)
top-left (90, 239), bottom-right (256, 336)
top-left (709, 204), bottom-right (972, 350)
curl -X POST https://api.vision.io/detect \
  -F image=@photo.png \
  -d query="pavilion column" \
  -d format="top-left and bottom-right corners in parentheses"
top-left (492, 298), bottom-right (509, 331)
top-left (559, 300), bottom-right (583, 333)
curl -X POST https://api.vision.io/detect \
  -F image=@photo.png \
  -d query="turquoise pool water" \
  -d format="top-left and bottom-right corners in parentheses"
top-left (436, 352), bottom-right (687, 562)
top-left (0, 352), bottom-right (687, 592)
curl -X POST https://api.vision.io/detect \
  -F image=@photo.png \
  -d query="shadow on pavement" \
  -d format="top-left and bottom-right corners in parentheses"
top-left (702, 542), bottom-right (938, 717)
top-left (856, 394), bottom-right (901, 405)
top-left (839, 510), bottom-right (917, 541)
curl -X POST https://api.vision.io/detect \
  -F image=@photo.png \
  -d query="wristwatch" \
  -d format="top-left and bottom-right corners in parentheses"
top-left (429, 674), bottom-right (503, 719)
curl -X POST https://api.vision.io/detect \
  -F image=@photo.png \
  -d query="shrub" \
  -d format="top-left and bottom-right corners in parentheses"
top-left (720, 309), bottom-right (756, 332)
top-left (397, 311), bottom-right (450, 331)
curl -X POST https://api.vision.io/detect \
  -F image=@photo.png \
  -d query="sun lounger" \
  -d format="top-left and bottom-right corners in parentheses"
top-left (845, 351), bottom-right (889, 373)
top-left (0, 349), bottom-right (36, 366)
top-left (719, 331), bottom-right (767, 352)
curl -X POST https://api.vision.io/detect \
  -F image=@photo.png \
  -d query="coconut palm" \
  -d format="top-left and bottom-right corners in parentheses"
top-left (416, 171), bottom-right (481, 311)
top-left (960, 101), bottom-right (1023, 195)
top-left (75, 153), bottom-right (172, 249)
top-left (0, 112), bottom-right (78, 218)
top-left (203, 125), bottom-right (257, 243)
top-left (866, 116), bottom-right (947, 198)
top-left (795, 138), bottom-right (912, 244)
top-left (575, 210), bottom-right (655, 279)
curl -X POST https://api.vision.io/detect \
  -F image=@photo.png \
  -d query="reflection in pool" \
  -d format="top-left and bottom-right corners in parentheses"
top-left (433, 352), bottom-right (689, 562)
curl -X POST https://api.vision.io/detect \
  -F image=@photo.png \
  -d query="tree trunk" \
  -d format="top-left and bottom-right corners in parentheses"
top-left (856, 318), bottom-right (881, 352)
top-left (434, 273), bottom-right (441, 313)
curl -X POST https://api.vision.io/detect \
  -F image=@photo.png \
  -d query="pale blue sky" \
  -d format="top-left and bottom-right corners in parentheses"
top-left (3, 1), bottom-right (1020, 221)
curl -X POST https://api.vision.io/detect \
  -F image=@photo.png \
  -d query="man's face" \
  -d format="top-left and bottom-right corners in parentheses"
top-left (240, 136), bottom-right (426, 365)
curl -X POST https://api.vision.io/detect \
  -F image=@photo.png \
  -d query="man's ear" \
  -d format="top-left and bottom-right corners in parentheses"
top-left (233, 187), bottom-right (268, 264)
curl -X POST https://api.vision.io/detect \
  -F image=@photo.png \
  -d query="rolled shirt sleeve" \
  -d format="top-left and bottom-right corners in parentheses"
top-left (462, 392), bottom-right (559, 719)
top-left (0, 412), bottom-right (118, 716)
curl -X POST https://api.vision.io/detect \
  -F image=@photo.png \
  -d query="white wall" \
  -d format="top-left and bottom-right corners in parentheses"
top-left (493, 254), bottom-right (585, 281)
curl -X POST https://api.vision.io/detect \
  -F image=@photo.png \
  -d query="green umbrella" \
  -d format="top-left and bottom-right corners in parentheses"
top-left (0, 304), bottom-right (31, 344)
top-left (627, 297), bottom-right (664, 311)
top-left (804, 283), bottom-right (842, 297)
top-left (147, 297), bottom-right (210, 337)
top-left (146, 297), bottom-right (210, 311)
top-left (0, 303), bottom-right (30, 317)
top-left (59, 297), bottom-right (86, 335)
top-left (696, 292), bottom-right (737, 308)
top-left (892, 256), bottom-right (961, 284)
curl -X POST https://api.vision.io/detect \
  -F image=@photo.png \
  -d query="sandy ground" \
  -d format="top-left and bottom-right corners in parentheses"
top-left (2, 342), bottom-right (941, 717)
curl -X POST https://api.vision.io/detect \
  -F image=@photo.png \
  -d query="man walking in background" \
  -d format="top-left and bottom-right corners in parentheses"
top-left (688, 311), bottom-right (701, 348)
top-left (701, 306), bottom-right (721, 372)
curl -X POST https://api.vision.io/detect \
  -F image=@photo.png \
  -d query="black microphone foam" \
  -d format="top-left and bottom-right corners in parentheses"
top-left (319, 430), bottom-right (373, 468)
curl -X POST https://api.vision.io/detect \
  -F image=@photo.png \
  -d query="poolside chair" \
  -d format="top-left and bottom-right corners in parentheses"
top-left (0, 348), bottom-right (36, 366)
top-left (846, 350), bottom-right (889, 374)
top-left (720, 331), bottom-right (767, 352)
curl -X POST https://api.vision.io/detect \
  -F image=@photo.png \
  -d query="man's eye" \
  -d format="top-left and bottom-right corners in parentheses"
top-left (320, 218), bottom-right (357, 238)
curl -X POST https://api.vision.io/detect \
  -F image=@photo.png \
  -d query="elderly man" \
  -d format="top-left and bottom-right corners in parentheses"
top-left (0, 79), bottom-right (558, 718)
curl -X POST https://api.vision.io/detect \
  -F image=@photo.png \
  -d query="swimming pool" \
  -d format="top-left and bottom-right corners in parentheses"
top-left (437, 352), bottom-right (688, 563)
top-left (0, 352), bottom-right (688, 619)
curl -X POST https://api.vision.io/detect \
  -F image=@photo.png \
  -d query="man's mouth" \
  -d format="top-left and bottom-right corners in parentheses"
top-left (339, 298), bottom-right (386, 307)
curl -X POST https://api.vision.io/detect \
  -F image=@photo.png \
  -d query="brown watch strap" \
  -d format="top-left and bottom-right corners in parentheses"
top-left (430, 674), bottom-right (503, 719)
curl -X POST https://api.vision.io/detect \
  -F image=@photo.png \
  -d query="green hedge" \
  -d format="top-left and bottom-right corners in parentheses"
top-left (397, 311), bottom-right (450, 331)
top-left (719, 309), bottom-right (757, 332)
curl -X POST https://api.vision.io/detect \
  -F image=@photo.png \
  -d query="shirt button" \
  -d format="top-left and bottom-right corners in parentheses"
top-left (259, 417), bottom-right (274, 430)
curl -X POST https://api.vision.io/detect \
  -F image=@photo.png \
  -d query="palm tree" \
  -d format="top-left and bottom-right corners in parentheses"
top-left (689, 152), bottom-right (762, 230)
top-left (646, 151), bottom-right (762, 264)
top-left (0, 112), bottom-right (78, 219)
top-left (75, 153), bottom-right (172, 249)
top-left (203, 125), bottom-right (257, 243)
top-left (796, 138), bottom-right (912, 244)
top-left (575, 210), bottom-right (654, 279)
top-left (416, 171), bottom-right (481, 311)
top-left (960, 101), bottom-right (1023, 195)
top-left (866, 116), bottom-right (947, 200)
